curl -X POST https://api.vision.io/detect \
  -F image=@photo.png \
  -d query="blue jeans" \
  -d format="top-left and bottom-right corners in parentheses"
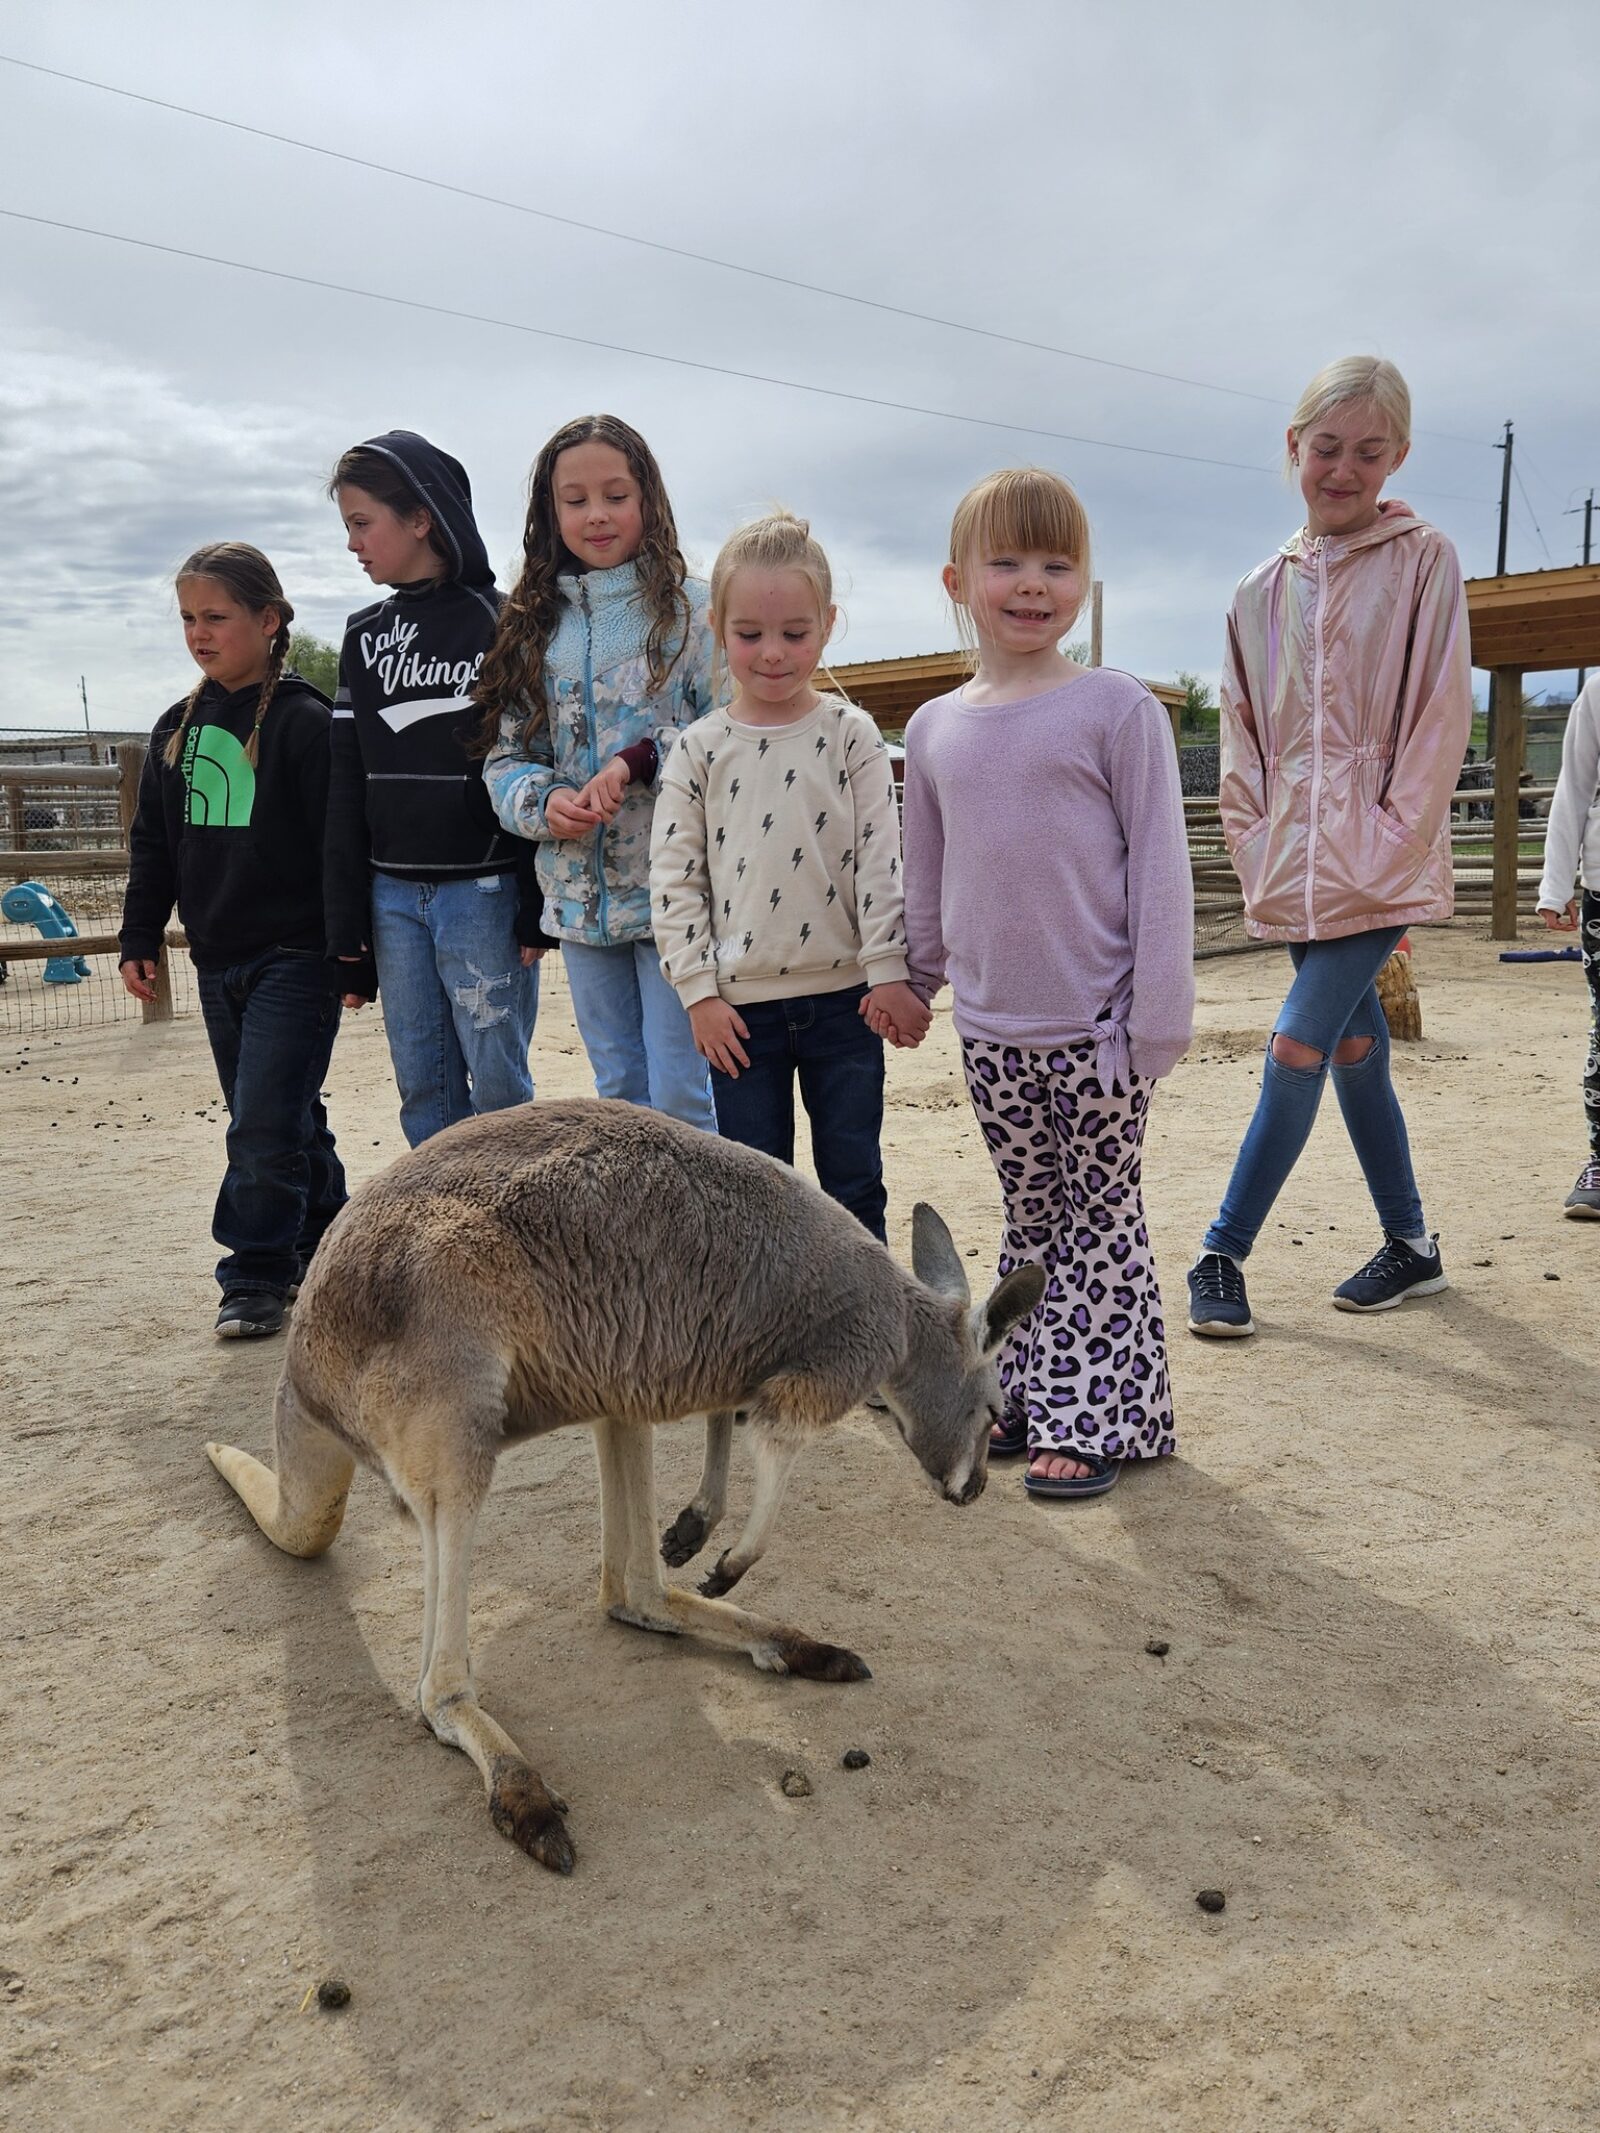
top-left (561, 938), bottom-right (715, 1131)
top-left (197, 949), bottom-right (347, 1298)
top-left (370, 871), bottom-right (539, 1147)
top-left (1203, 926), bottom-right (1425, 1261)
top-left (709, 984), bottom-right (887, 1240)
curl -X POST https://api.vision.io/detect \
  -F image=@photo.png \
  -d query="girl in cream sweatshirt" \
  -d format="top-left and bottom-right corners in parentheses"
top-left (650, 511), bottom-right (926, 1239)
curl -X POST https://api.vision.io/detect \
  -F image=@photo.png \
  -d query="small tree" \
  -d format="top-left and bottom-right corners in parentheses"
top-left (1176, 670), bottom-right (1216, 735)
top-left (287, 630), bottom-right (340, 700)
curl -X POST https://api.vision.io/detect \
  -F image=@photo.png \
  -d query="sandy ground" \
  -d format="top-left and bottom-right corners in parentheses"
top-left (4, 928), bottom-right (1599, 2133)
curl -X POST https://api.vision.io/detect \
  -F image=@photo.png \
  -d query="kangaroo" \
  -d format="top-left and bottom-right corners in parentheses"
top-left (206, 1100), bottom-right (1044, 1873)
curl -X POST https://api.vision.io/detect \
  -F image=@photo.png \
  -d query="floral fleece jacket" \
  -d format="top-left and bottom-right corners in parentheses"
top-left (484, 561), bottom-right (716, 947)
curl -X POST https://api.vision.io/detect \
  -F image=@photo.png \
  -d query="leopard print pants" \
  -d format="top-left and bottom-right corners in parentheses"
top-left (1584, 891), bottom-right (1600, 1158)
top-left (962, 1036), bottom-right (1176, 1461)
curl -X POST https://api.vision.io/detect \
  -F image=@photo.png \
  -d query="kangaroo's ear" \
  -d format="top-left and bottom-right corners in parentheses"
top-left (975, 1263), bottom-right (1046, 1356)
top-left (911, 1202), bottom-right (969, 1304)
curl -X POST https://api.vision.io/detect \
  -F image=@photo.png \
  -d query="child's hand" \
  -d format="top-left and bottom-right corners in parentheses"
top-left (338, 951), bottom-right (374, 1010)
top-left (574, 757), bottom-right (632, 823)
top-left (545, 786), bottom-right (603, 839)
top-left (689, 997), bottom-right (750, 1077)
top-left (861, 980), bottom-right (932, 1048)
top-left (519, 944), bottom-right (547, 966)
top-left (119, 957), bottom-right (158, 1003)
top-left (1541, 901), bottom-right (1579, 931)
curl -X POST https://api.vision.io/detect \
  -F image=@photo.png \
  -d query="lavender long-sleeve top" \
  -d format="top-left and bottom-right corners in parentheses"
top-left (901, 669), bottom-right (1195, 1086)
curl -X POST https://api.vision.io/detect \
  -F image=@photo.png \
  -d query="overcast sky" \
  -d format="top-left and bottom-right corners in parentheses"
top-left (2, 0), bottom-right (1597, 732)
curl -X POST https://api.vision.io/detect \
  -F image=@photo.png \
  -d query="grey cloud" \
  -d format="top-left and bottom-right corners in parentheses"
top-left (1, 0), bottom-right (1597, 730)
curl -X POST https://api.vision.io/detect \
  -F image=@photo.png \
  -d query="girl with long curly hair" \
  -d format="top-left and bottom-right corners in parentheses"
top-left (479, 414), bottom-right (716, 1127)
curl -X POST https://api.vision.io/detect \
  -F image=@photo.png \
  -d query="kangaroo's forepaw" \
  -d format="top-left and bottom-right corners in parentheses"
top-left (698, 1551), bottom-right (746, 1598)
top-left (488, 1756), bottom-right (574, 1874)
top-left (661, 1505), bottom-right (712, 1567)
top-left (771, 1631), bottom-right (872, 1684)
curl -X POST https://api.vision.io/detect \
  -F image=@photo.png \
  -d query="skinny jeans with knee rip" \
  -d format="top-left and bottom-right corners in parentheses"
top-left (1202, 926), bottom-right (1425, 1261)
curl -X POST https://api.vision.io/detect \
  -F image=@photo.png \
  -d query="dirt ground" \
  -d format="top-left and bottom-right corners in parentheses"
top-left (4, 927), bottom-right (1598, 2133)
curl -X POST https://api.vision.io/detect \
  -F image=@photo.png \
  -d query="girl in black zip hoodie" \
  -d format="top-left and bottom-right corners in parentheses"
top-left (118, 543), bottom-right (360, 1341)
top-left (325, 431), bottom-right (548, 1145)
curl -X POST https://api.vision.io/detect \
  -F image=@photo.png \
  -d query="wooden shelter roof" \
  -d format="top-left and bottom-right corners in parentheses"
top-left (1466, 564), bottom-right (1600, 673)
top-left (827, 649), bottom-right (1185, 728)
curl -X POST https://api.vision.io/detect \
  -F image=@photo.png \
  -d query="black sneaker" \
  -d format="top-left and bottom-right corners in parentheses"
top-left (215, 1290), bottom-right (286, 1341)
top-left (1332, 1235), bottom-right (1447, 1314)
top-left (1187, 1253), bottom-right (1254, 1338)
top-left (1564, 1161), bottom-right (1600, 1220)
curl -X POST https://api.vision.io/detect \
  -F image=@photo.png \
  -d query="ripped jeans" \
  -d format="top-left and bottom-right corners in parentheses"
top-left (370, 870), bottom-right (539, 1147)
top-left (1202, 925), bottom-right (1425, 1261)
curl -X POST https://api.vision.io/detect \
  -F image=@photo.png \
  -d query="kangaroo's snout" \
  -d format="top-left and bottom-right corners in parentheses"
top-left (942, 1458), bottom-right (986, 1506)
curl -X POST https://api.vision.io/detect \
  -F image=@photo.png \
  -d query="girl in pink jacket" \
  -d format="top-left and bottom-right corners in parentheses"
top-left (1188, 357), bottom-right (1473, 1339)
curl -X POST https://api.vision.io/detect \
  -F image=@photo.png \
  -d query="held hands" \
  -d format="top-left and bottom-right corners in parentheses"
top-left (548, 758), bottom-right (633, 838)
top-left (860, 980), bottom-right (932, 1049)
top-left (118, 957), bottom-right (158, 1004)
top-left (1541, 901), bottom-right (1580, 933)
top-left (688, 996), bottom-right (751, 1078)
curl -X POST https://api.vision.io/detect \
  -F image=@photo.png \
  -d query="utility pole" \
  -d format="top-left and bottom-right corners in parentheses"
top-left (1569, 489), bottom-right (1594, 690)
top-left (1494, 421), bottom-right (1514, 576)
top-left (79, 675), bottom-right (90, 744)
top-left (1488, 421), bottom-right (1515, 755)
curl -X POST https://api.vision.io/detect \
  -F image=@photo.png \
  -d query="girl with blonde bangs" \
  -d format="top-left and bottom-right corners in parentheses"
top-left (902, 468), bottom-right (1194, 1502)
top-left (1188, 356), bottom-right (1472, 1338)
top-left (651, 508), bottom-right (926, 1239)
top-left (947, 468), bottom-right (1093, 660)
top-left (482, 415), bottom-right (717, 1129)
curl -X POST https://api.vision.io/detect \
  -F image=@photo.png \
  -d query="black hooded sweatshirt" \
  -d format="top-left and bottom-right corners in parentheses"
top-left (323, 431), bottom-right (548, 956)
top-left (119, 672), bottom-right (344, 972)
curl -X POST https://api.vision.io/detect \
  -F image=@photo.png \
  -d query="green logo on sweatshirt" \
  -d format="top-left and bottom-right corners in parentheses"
top-left (182, 724), bottom-right (256, 827)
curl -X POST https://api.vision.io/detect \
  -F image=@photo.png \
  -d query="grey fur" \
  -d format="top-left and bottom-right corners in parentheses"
top-left (206, 1100), bottom-right (1044, 1871)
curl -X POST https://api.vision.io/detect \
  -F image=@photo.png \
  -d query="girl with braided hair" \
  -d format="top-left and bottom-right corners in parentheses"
top-left (119, 544), bottom-right (358, 1340)
top-left (479, 414), bottom-right (717, 1128)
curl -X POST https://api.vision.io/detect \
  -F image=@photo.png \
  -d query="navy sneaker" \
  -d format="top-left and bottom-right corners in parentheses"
top-left (215, 1290), bottom-right (286, 1341)
top-left (1332, 1234), bottom-right (1447, 1314)
top-left (1187, 1253), bottom-right (1255, 1338)
top-left (1563, 1161), bottom-right (1600, 1220)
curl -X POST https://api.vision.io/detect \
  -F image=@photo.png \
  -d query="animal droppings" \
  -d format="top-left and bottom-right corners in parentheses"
top-left (1144, 1638), bottom-right (1171, 1658)
top-left (780, 1769), bottom-right (813, 1799)
top-left (316, 1980), bottom-right (352, 2010)
top-left (841, 1748), bottom-right (871, 1770)
top-left (1195, 1889), bottom-right (1226, 1914)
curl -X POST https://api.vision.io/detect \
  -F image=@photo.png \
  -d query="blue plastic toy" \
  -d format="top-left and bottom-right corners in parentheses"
top-left (1, 879), bottom-right (90, 983)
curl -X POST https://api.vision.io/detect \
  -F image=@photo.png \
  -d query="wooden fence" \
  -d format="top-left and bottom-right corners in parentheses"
top-left (0, 744), bottom-right (1564, 1030)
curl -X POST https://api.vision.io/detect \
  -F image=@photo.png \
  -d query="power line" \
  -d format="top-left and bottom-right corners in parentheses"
top-left (0, 48), bottom-right (1493, 452)
top-left (0, 205), bottom-right (1305, 476)
top-left (1512, 462), bottom-right (1553, 562)
top-left (0, 205), bottom-right (1502, 506)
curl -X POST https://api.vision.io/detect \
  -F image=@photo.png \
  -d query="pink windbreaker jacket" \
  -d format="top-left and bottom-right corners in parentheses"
top-left (1218, 508), bottom-right (1473, 943)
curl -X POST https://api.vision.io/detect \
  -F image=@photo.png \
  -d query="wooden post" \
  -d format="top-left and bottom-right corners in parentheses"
top-left (116, 741), bottom-right (173, 1022)
top-left (1490, 665), bottom-right (1524, 941)
top-left (1089, 581), bottom-right (1103, 668)
top-left (4, 780), bottom-right (25, 857)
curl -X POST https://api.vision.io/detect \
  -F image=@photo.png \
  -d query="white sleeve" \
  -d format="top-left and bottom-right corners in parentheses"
top-left (1538, 678), bottom-right (1600, 911)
